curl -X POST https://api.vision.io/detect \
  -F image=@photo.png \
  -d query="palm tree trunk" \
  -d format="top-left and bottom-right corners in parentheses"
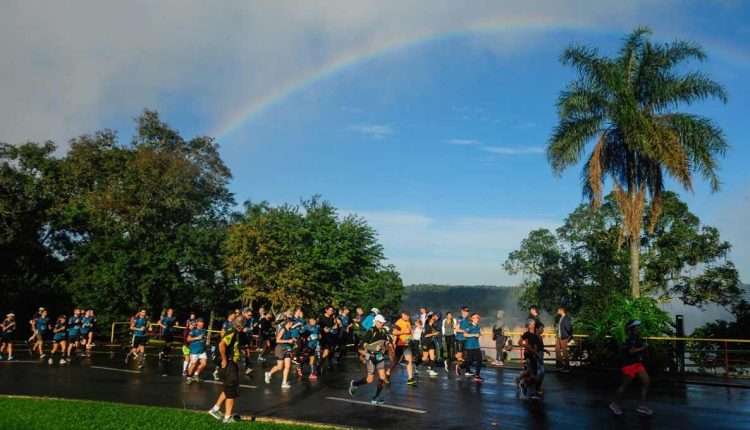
top-left (629, 236), bottom-right (640, 298)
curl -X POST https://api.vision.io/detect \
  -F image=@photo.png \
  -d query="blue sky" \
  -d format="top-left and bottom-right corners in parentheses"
top-left (2, 1), bottom-right (749, 285)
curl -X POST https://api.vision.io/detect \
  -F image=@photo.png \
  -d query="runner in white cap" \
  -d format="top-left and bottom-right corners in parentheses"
top-left (349, 314), bottom-right (390, 404)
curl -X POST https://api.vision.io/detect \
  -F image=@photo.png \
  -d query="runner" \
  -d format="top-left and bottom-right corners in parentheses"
top-left (81, 309), bottom-right (95, 350)
top-left (208, 316), bottom-right (245, 424)
top-left (216, 310), bottom-right (237, 381)
top-left (348, 314), bottom-right (389, 404)
top-left (319, 306), bottom-right (337, 371)
top-left (337, 308), bottom-right (352, 365)
top-left (352, 310), bottom-right (365, 360)
top-left (186, 318), bottom-right (208, 384)
top-left (31, 309), bottom-right (51, 360)
top-left (240, 307), bottom-right (255, 375)
top-left (462, 313), bottom-right (484, 382)
top-left (386, 310), bottom-right (416, 385)
top-left (66, 308), bottom-right (83, 360)
top-left (257, 311), bottom-right (274, 363)
top-left (126, 309), bottom-right (150, 370)
top-left (49, 314), bottom-right (68, 364)
top-left (265, 317), bottom-right (296, 389)
top-left (609, 320), bottom-right (653, 416)
top-left (182, 318), bottom-right (197, 376)
top-left (26, 307), bottom-right (44, 346)
top-left (0, 313), bottom-right (17, 360)
top-left (157, 308), bottom-right (176, 376)
top-left (520, 319), bottom-right (543, 400)
top-left (454, 307), bottom-right (470, 376)
top-left (420, 312), bottom-right (440, 377)
top-left (412, 318), bottom-right (423, 372)
top-left (442, 312), bottom-right (456, 371)
top-left (300, 316), bottom-right (321, 380)
top-left (291, 308), bottom-right (304, 376)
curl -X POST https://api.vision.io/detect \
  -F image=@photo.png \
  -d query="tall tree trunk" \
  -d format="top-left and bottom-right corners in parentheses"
top-left (629, 236), bottom-right (640, 298)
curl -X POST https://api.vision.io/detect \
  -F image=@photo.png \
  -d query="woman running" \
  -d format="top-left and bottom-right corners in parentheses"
top-left (609, 320), bottom-right (653, 415)
top-left (420, 312), bottom-right (440, 377)
top-left (265, 317), bottom-right (296, 389)
top-left (50, 314), bottom-right (68, 364)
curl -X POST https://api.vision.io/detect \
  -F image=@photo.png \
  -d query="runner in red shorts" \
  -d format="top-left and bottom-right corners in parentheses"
top-left (609, 320), bottom-right (653, 416)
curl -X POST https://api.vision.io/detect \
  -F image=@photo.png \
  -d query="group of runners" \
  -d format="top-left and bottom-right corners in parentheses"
top-left (0, 307), bottom-right (97, 364)
top-left (1, 302), bottom-right (654, 420)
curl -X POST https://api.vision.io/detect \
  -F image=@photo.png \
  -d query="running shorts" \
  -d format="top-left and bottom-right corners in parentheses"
top-left (622, 362), bottom-right (646, 378)
top-left (190, 352), bottom-right (208, 362)
top-left (1, 332), bottom-right (14, 343)
top-left (223, 361), bottom-right (240, 399)
top-left (162, 332), bottom-right (174, 344)
top-left (182, 345), bottom-right (190, 355)
top-left (239, 332), bottom-right (253, 347)
top-left (68, 331), bottom-right (80, 342)
top-left (132, 335), bottom-right (147, 348)
top-left (421, 341), bottom-right (436, 352)
top-left (366, 353), bottom-right (386, 374)
top-left (394, 344), bottom-right (412, 360)
top-left (274, 345), bottom-right (292, 360)
top-left (35, 331), bottom-right (47, 342)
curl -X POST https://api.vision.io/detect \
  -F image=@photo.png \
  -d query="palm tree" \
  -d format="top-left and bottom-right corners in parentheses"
top-left (547, 27), bottom-right (728, 298)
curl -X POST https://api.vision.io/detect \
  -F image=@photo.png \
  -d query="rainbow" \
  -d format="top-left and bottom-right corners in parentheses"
top-left (211, 18), bottom-right (748, 140)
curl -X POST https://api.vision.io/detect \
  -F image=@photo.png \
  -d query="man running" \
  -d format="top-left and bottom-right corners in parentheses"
top-left (462, 313), bottom-right (484, 383)
top-left (348, 314), bottom-right (389, 404)
top-left (0, 313), bottom-right (17, 361)
top-left (66, 308), bottom-right (83, 360)
top-left (31, 309), bottom-right (51, 360)
top-left (209, 316), bottom-right (245, 424)
top-left (291, 308), bottom-right (304, 375)
top-left (157, 308), bottom-right (176, 376)
top-left (27, 307), bottom-right (44, 346)
top-left (319, 306), bottom-right (338, 371)
top-left (186, 318), bottom-right (208, 384)
top-left (240, 307), bottom-right (255, 375)
top-left (387, 310), bottom-right (416, 385)
top-left (126, 309), bottom-right (150, 369)
top-left (257, 312), bottom-right (274, 363)
top-left (454, 307), bottom-right (470, 376)
top-left (182, 318), bottom-right (196, 376)
top-left (337, 308), bottom-right (351, 365)
top-left (609, 320), bottom-right (653, 415)
top-left (300, 316), bottom-right (322, 380)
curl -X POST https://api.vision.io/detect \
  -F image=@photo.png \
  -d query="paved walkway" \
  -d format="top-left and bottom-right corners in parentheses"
top-left (1, 347), bottom-right (749, 429)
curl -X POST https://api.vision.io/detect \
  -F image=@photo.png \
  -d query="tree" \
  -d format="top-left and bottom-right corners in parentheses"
top-left (547, 27), bottom-right (729, 298)
top-left (224, 197), bottom-right (404, 314)
top-left (505, 192), bottom-right (742, 318)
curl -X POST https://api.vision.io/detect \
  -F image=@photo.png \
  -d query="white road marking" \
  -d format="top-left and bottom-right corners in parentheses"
top-left (91, 366), bottom-right (142, 374)
top-left (201, 379), bottom-right (257, 389)
top-left (325, 396), bottom-right (427, 414)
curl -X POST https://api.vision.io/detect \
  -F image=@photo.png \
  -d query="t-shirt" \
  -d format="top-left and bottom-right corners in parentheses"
top-left (442, 319), bottom-right (455, 336)
top-left (521, 331), bottom-right (542, 358)
top-left (81, 316), bottom-right (93, 333)
top-left (422, 322), bottom-right (438, 344)
top-left (243, 317), bottom-right (255, 333)
top-left (319, 315), bottom-right (336, 338)
top-left (35, 317), bottom-right (50, 333)
top-left (302, 324), bottom-right (320, 348)
top-left (465, 324), bottom-right (481, 349)
top-left (68, 315), bottom-right (83, 334)
top-left (132, 316), bottom-right (148, 337)
top-left (291, 317), bottom-right (305, 338)
top-left (492, 325), bottom-right (505, 343)
top-left (339, 315), bottom-right (350, 333)
top-left (189, 328), bottom-right (207, 354)
top-left (623, 333), bottom-right (644, 366)
top-left (53, 321), bottom-right (67, 340)
top-left (278, 327), bottom-right (293, 351)
top-left (160, 316), bottom-right (176, 335)
top-left (455, 317), bottom-right (469, 341)
top-left (2, 319), bottom-right (15, 334)
top-left (258, 318), bottom-right (273, 336)
top-left (221, 330), bottom-right (241, 363)
top-left (222, 319), bottom-right (233, 333)
top-left (394, 319), bottom-right (412, 346)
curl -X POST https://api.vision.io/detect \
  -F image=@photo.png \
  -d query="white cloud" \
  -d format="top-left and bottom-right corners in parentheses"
top-left (0, 1), bottom-right (691, 147)
top-left (347, 123), bottom-right (395, 139)
top-left (481, 146), bottom-right (545, 155)
top-left (348, 209), bottom-right (560, 285)
top-left (446, 139), bottom-right (482, 145)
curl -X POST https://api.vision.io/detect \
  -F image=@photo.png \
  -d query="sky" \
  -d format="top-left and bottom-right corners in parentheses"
top-left (2, 1), bottom-right (749, 287)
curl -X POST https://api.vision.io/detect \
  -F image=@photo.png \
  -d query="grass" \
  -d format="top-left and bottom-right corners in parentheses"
top-left (0, 396), bottom-right (342, 430)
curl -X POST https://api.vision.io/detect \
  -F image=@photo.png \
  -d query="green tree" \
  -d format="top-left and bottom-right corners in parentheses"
top-left (547, 27), bottom-right (729, 298)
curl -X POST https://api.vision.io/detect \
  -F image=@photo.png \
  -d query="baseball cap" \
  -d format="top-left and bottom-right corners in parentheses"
top-left (371, 308), bottom-right (380, 314)
top-left (627, 320), bottom-right (642, 328)
top-left (374, 315), bottom-right (386, 324)
top-left (242, 307), bottom-right (252, 313)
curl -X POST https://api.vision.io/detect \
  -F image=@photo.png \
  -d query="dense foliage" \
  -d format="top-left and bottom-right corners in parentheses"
top-left (547, 27), bottom-right (729, 298)
top-left (1, 111), bottom-right (402, 328)
top-left (223, 197), bottom-right (404, 316)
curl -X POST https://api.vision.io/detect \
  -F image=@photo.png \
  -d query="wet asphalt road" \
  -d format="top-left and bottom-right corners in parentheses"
top-left (1, 346), bottom-right (749, 430)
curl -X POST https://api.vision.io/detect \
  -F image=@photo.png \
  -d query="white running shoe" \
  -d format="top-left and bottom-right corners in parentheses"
top-left (428, 369), bottom-right (439, 377)
top-left (281, 382), bottom-right (292, 389)
top-left (264, 371), bottom-right (271, 384)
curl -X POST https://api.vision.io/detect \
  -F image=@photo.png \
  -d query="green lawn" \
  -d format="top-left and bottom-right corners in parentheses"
top-left (0, 396), bottom-right (342, 430)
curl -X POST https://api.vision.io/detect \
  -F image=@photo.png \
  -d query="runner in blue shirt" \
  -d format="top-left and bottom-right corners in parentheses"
top-left (337, 308), bottom-right (352, 365)
top-left (126, 309), bottom-right (150, 369)
top-left (32, 309), bottom-right (51, 360)
top-left (158, 308), bottom-right (176, 360)
top-left (66, 308), bottom-right (83, 360)
top-left (301, 316), bottom-right (321, 379)
top-left (462, 313), bottom-right (484, 383)
top-left (453, 306), bottom-right (471, 376)
top-left (186, 318), bottom-right (208, 384)
top-left (80, 309), bottom-right (95, 351)
top-left (291, 308), bottom-right (305, 376)
top-left (50, 315), bottom-right (68, 365)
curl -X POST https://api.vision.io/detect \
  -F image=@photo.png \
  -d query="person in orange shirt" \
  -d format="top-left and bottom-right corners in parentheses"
top-left (386, 311), bottom-right (416, 385)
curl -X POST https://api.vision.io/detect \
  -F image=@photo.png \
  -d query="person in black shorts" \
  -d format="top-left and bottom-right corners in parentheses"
top-left (1, 313), bottom-right (17, 361)
top-left (348, 314), bottom-right (389, 404)
top-left (257, 312), bottom-right (274, 363)
top-left (453, 307), bottom-right (470, 376)
top-left (240, 307), bottom-right (255, 374)
top-left (319, 306), bottom-right (338, 371)
top-left (520, 319), bottom-right (544, 400)
top-left (420, 312), bottom-right (440, 377)
top-left (209, 316), bottom-right (245, 424)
